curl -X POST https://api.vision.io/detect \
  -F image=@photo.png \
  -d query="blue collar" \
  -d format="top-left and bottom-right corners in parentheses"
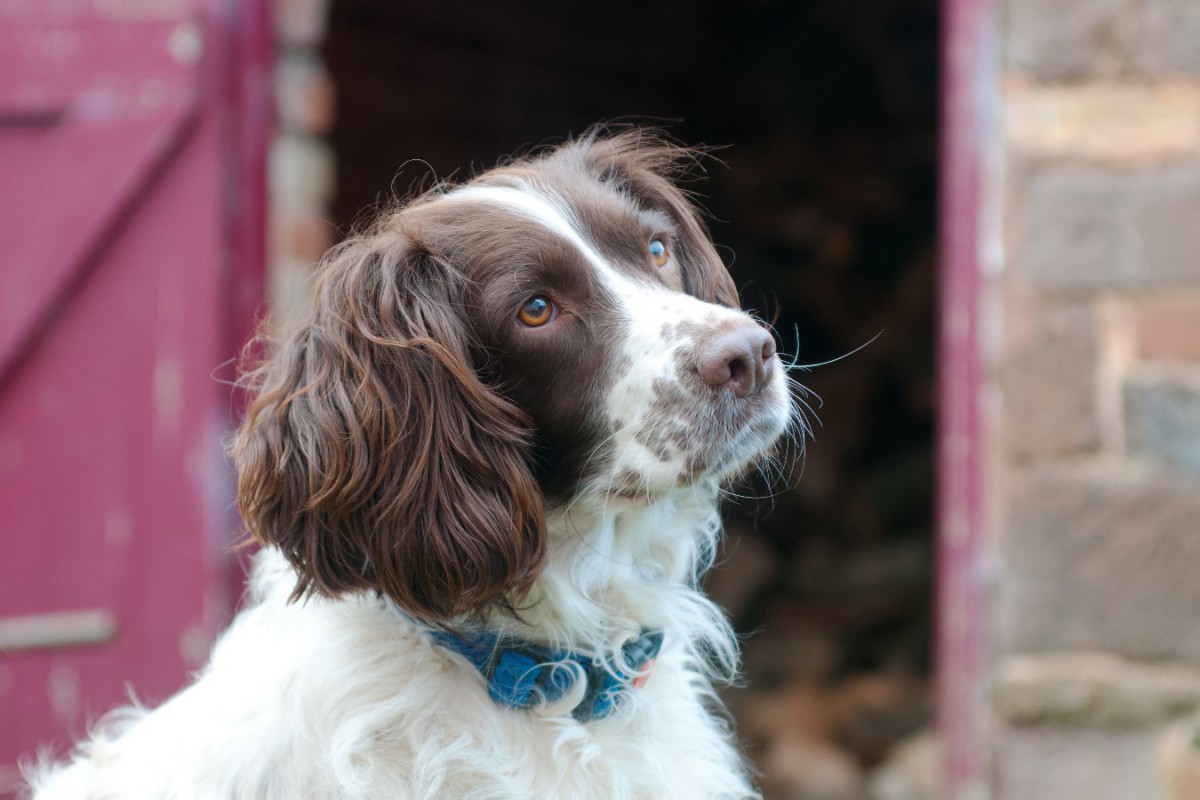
top-left (429, 628), bottom-right (664, 722)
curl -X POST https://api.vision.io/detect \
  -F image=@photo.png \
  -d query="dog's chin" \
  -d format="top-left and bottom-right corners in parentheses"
top-left (702, 377), bottom-right (793, 481)
top-left (699, 422), bottom-right (789, 490)
top-left (587, 416), bottom-right (791, 511)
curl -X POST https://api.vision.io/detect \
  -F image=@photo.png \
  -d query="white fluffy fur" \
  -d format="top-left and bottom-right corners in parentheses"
top-left (29, 487), bottom-right (762, 799)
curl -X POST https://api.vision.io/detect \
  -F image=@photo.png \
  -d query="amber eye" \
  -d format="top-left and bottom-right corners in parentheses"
top-left (517, 295), bottom-right (555, 327)
top-left (648, 238), bottom-right (669, 268)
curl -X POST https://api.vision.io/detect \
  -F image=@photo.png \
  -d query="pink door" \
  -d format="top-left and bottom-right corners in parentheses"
top-left (0, 1), bottom-right (268, 790)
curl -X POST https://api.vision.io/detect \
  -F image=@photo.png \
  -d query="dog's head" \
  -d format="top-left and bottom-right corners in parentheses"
top-left (232, 130), bottom-right (793, 621)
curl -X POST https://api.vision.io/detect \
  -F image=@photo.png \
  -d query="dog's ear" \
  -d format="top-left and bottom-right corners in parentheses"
top-left (231, 224), bottom-right (545, 621)
top-left (581, 129), bottom-right (741, 309)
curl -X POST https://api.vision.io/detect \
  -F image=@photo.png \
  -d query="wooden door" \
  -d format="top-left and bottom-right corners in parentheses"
top-left (0, 0), bottom-right (268, 789)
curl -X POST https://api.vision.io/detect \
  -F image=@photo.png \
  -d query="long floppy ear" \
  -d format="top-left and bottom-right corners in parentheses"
top-left (580, 128), bottom-right (742, 308)
top-left (231, 223), bottom-right (545, 621)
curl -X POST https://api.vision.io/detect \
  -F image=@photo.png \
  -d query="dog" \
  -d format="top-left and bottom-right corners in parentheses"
top-left (28, 129), bottom-right (798, 799)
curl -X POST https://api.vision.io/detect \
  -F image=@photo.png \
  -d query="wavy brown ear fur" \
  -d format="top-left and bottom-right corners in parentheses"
top-left (231, 222), bottom-right (545, 621)
top-left (579, 128), bottom-right (741, 308)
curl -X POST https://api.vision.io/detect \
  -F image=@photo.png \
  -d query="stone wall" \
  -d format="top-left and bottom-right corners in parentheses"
top-left (268, 0), bottom-right (334, 332)
top-left (992, 1), bottom-right (1200, 797)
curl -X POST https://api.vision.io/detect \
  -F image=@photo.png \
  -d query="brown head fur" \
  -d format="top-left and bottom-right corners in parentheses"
top-left (231, 221), bottom-right (545, 621)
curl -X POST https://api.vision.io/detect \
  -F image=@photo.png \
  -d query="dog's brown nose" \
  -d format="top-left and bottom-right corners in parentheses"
top-left (696, 323), bottom-right (776, 397)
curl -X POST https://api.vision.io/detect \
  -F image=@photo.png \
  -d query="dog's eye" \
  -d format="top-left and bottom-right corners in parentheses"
top-left (517, 296), bottom-right (556, 327)
top-left (648, 239), bottom-right (669, 268)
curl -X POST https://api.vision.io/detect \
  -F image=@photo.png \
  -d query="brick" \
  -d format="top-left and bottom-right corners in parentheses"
top-left (1129, 170), bottom-right (1200, 286)
top-left (267, 256), bottom-right (317, 337)
top-left (276, 52), bottom-right (335, 136)
top-left (279, 212), bottom-right (334, 265)
top-left (1159, 719), bottom-right (1200, 800)
top-left (996, 727), bottom-right (1165, 800)
top-left (996, 653), bottom-right (1200, 727)
top-left (1003, 0), bottom-right (1135, 81)
top-left (999, 298), bottom-right (1101, 458)
top-left (1004, 0), bottom-right (1200, 79)
top-left (1014, 167), bottom-right (1139, 289)
top-left (1014, 166), bottom-right (1200, 291)
top-left (1005, 80), bottom-right (1200, 165)
top-left (1125, 373), bottom-right (1200, 477)
top-left (999, 468), bottom-right (1200, 664)
top-left (1135, 294), bottom-right (1200, 363)
top-left (1138, 0), bottom-right (1200, 76)
top-left (274, 0), bottom-right (330, 48)
top-left (269, 135), bottom-right (336, 214)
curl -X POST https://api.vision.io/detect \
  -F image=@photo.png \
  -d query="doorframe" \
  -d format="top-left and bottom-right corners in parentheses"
top-left (936, 0), bottom-right (997, 795)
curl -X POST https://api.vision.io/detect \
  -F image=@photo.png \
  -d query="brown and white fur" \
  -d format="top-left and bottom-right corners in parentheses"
top-left (28, 130), bottom-right (799, 800)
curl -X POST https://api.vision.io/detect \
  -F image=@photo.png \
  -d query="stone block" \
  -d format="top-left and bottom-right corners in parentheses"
top-left (1004, 80), bottom-right (1200, 165)
top-left (1139, 0), bottom-right (1200, 76)
top-left (999, 297), bottom-right (1101, 458)
top-left (1125, 373), bottom-right (1200, 477)
top-left (276, 212), bottom-right (334, 266)
top-left (270, 135), bottom-right (336, 214)
top-left (1003, 0), bottom-right (1134, 80)
top-left (1129, 171), bottom-right (1200, 286)
top-left (999, 467), bottom-right (1200, 664)
top-left (1135, 294), bottom-right (1200, 364)
top-left (1159, 718), bottom-right (1200, 800)
top-left (267, 256), bottom-right (317, 337)
top-left (996, 726), bottom-right (1165, 800)
top-left (1014, 166), bottom-right (1200, 291)
top-left (995, 653), bottom-right (1200, 727)
top-left (274, 0), bottom-right (330, 48)
top-left (1005, 0), bottom-right (1200, 79)
top-left (276, 52), bottom-right (335, 136)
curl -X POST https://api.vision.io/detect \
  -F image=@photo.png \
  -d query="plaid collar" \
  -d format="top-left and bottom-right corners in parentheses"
top-left (429, 627), bottom-right (664, 723)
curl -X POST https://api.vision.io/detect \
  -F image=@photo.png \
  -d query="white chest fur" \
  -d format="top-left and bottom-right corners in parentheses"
top-left (31, 495), bottom-right (758, 800)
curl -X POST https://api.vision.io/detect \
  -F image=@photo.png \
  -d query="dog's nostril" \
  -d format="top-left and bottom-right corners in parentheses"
top-left (762, 336), bottom-right (777, 363)
top-left (724, 353), bottom-right (751, 394)
top-left (728, 354), bottom-right (747, 381)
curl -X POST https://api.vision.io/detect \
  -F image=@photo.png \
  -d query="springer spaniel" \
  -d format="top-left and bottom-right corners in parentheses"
top-left (29, 130), bottom-right (798, 799)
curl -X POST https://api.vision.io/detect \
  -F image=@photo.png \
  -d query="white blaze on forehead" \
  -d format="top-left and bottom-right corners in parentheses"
top-left (443, 184), bottom-right (614, 277)
top-left (442, 183), bottom-right (696, 306)
top-left (442, 181), bottom-right (731, 327)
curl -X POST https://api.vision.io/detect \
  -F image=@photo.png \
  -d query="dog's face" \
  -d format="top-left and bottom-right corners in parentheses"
top-left (233, 131), bottom-right (792, 621)
top-left (427, 144), bottom-right (791, 502)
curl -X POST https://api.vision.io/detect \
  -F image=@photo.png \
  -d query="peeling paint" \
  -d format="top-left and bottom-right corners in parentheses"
top-left (47, 664), bottom-right (81, 721)
top-left (152, 356), bottom-right (183, 443)
top-left (167, 21), bottom-right (203, 65)
top-left (104, 509), bottom-right (133, 546)
top-left (178, 624), bottom-right (211, 668)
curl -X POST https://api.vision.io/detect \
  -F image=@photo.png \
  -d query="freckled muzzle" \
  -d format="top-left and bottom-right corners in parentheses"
top-left (602, 304), bottom-right (792, 499)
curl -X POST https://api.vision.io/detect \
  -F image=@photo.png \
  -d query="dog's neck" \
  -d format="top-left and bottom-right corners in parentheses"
top-left (482, 480), bottom-right (738, 679)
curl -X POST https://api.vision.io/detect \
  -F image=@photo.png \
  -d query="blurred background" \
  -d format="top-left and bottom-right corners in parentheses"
top-left (2, 1), bottom-right (1199, 798)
